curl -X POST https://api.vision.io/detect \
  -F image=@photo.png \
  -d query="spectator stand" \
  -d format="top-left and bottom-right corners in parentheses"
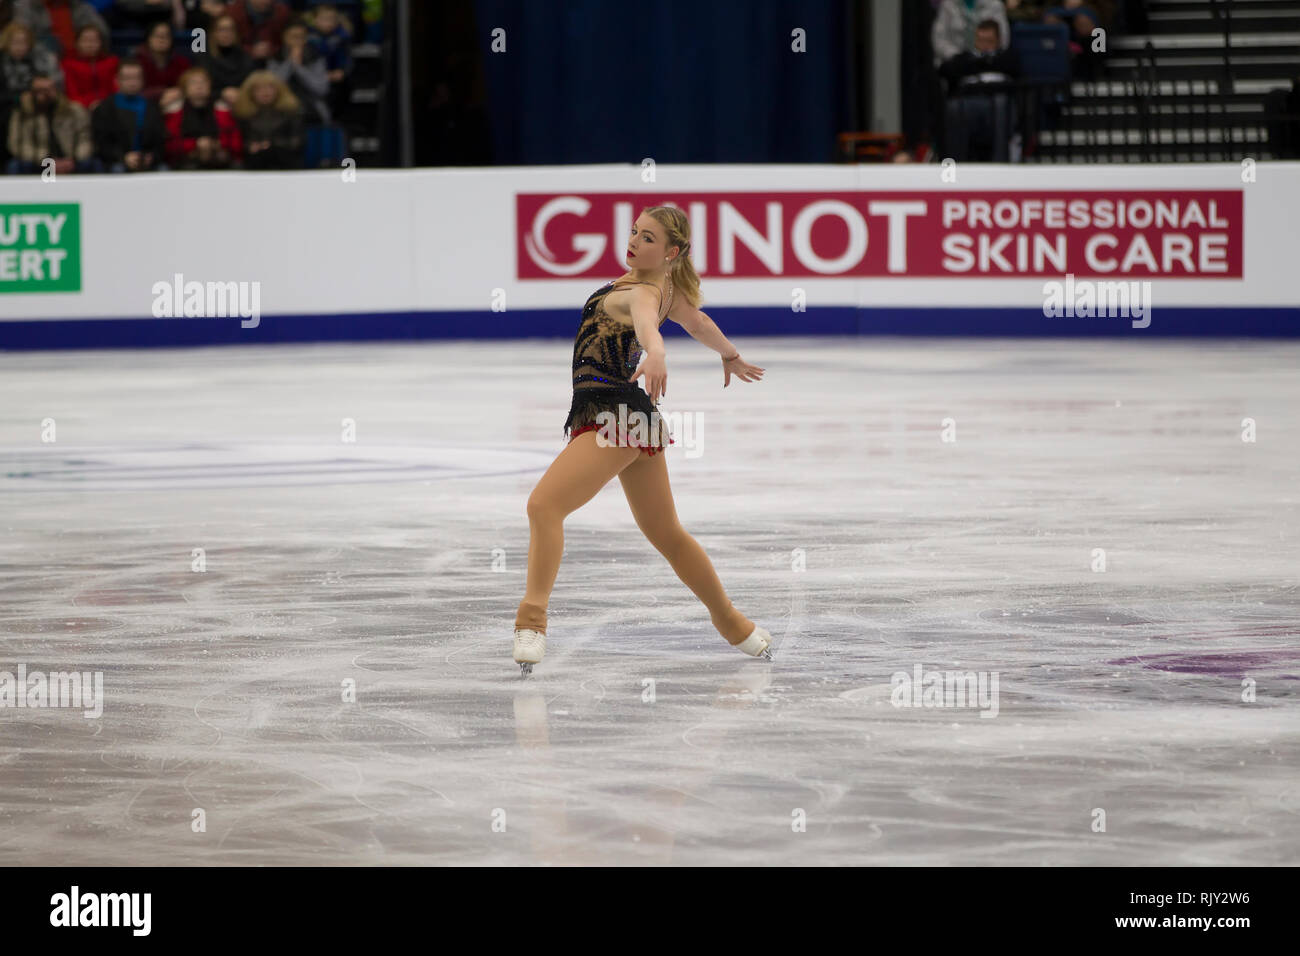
top-left (3, 0), bottom-right (388, 174)
top-left (1030, 0), bottom-right (1300, 162)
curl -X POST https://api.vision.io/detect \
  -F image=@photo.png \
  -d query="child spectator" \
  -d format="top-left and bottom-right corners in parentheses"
top-left (1, 21), bottom-right (59, 163)
top-left (2, 21), bottom-right (60, 92)
top-left (227, 0), bottom-right (289, 61)
top-left (268, 18), bottom-right (326, 121)
top-left (137, 19), bottom-right (189, 107)
top-left (233, 68), bottom-right (299, 168)
top-left (306, 1), bottom-right (350, 119)
top-left (92, 57), bottom-right (166, 170)
top-left (6, 72), bottom-right (96, 172)
top-left (12, 0), bottom-right (109, 58)
top-left (163, 64), bottom-right (240, 167)
top-left (196, 13), bottom-right (251, 106)
top-left (60, 22), bottom-right (116, 109)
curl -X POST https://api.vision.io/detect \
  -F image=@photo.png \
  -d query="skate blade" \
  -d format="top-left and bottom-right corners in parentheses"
top-left (760, 647), bottom-right (774, 661)
top-left (519, 662), bottom-right (533, 678)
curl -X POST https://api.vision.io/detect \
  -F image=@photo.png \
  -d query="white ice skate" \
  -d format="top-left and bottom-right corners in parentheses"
top-left (513, 627), bottom-right (546, 677)
top-left (733, 625), bottom-right (774, 661)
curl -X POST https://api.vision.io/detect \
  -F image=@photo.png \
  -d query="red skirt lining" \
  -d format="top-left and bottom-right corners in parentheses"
top-left (567, 422), bottom-right (675, 457)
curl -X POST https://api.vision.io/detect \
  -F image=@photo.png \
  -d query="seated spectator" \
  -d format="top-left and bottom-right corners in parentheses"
top-left (163, 64), bottom-right (239, 167)
top-left (268, 18), bottom-right (326, 121)
top-left (6, 72), bottom-right (97, 172)
top-left (228, 0), bottom-right (290, 62)
top-left (1041, 0), bottom-right (1117, 42)
top-left (196, 13), bottom-right (251, 106)
top-left (2, 20), bottom-right (60, 91)
top-left (137, 19), bottom-right (189, 107)
top-left (940, 18), bottom-right (1020, 162)
top-left (306, 1), bottom-right (350, 119)
top-left (931, 0), bottom-right (1009, 68)
top-left (2, 20), bottom-right (59, 162)
top-left (91, 57), bottom-right (166, 171)
top-left (12, 0), bottom-right (109, 58)
top-left (233, 68), bottom-right (299, 168)
top-left (60, 22), bottom-right (116, 109)
top-left (939, 19), bottom-right (1020, 85)
top-left (184, 0), bottom-right (227, 37)
top-left (1040, 0), bottom-right (1117, 78)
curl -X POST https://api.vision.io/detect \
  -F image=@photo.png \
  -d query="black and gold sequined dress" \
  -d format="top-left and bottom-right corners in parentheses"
top-left (562, 279), bottom-right (675, 456)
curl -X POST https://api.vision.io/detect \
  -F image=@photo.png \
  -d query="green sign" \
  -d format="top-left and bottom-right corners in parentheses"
top-left (0, 203), bottom-right (81, 293)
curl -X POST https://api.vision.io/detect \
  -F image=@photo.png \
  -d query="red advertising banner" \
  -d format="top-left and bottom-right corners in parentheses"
top-left (516, 191), bottom-right (1243, 279)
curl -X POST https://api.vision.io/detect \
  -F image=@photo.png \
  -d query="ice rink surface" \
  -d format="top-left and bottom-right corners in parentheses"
top-left (1, 336), bottom-right (1297, 865)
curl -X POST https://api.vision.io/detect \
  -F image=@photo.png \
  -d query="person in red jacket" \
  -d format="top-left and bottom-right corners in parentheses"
top-left (60, 22), bottom-right (116, 109)
top-left (164, 66), bottom-right (242, 168)
top-left (137, 20), bottom-right (190, 109)
top-left (227, 0), bottom-right (291, 61)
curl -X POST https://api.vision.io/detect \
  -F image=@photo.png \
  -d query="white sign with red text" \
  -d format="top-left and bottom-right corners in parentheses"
top-left (0, 163), bottom-right (1293, 323)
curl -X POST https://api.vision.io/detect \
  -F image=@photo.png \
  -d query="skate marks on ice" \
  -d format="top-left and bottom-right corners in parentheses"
top-left (0, 441), bottom-right (553, 491)
top-left (503, 643), bottom-right (784, 865)
top-left (1, 339), bottom-right (1299, 864)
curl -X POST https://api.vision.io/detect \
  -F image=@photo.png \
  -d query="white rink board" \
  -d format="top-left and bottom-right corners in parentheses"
top-left (1, 162), bottom-right (1297, 322)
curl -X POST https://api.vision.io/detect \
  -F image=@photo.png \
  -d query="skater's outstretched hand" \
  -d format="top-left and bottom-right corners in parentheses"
top-left (630, 351), bottom-right (668, 404)
top-left (722, 354), bottom-right (765, 388)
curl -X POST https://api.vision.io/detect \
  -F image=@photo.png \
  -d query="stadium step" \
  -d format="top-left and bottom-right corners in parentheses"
top-left (1032, 0), bottom-right (1300, 162)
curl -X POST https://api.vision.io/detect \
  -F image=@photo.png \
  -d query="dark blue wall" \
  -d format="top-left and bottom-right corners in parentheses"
top-left (3, 307), bottom-right (1298, 350)
top-left (471, 0), bottom-right (854, 164)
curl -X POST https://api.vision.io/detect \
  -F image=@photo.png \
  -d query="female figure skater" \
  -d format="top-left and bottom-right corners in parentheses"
top-left (512, 205), bottom-right (771, 675)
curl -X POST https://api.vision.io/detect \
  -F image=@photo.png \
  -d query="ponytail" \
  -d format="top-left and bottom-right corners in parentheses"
top-left (644, 205), bottom-right (701, 309)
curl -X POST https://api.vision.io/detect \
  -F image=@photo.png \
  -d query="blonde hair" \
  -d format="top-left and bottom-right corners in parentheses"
top-left (1, 21), bottom-right (36, 53)
top-left (178, 66), bottom-right (212, 95)
top-left (233, 70), bottom-right (299, 119)
top-left (642, 205), bottom-right (701, 308)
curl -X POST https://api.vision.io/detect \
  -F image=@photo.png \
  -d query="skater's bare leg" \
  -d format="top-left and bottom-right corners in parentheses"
top-left (617, 449), bottom-right (755, 644)
top-left (518, 429), bottom-right (642, 632)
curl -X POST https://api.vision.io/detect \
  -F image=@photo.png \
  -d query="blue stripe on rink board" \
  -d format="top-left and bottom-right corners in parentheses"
top-left (1, 307), bottom-right (1298, 349)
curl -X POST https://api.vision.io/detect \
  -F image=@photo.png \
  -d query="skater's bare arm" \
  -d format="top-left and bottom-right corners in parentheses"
top-left (668, 299), bottom-right (732, 354)
top-left (628, 285), bottom-right (666, 359)
top-left (668, 300), bottom-right (765, 387)
top-left (628, 286), bottom-right (668, 402)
